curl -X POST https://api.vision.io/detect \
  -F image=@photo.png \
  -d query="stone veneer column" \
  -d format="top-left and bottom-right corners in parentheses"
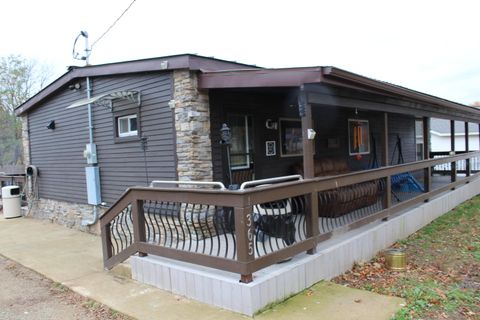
top-left (173, 70), bottom-right (213, 181)
top-left (21, 115), bottom-right (30, 165)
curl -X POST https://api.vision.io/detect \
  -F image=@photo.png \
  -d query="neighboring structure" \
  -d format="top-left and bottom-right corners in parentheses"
top-left (15, 54), bottom-right (480, 233)
top-left (430, 119), bottom-right (479, 151)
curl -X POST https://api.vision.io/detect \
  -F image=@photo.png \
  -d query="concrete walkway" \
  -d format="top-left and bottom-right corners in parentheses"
top-left (0, 216), bottom-right (404, 319)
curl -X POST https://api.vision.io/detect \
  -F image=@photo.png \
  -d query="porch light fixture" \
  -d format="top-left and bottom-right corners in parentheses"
top-left (220, 123), bottom-right (231, 145)
top-left (219, 123), bottom-right (233, 187)
top-left (68, 82), bottom-right (81, 91)
top-left (46, 120), bottom-right (56, 130)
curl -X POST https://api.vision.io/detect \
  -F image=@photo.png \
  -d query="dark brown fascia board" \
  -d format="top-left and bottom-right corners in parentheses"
top-left (15, 54), bottom-right (260, 116)
top-left (198, 67), bottom-right (323, 89)
top-left (322, 67), bottom-right (479, 116)
top-left (199, 65), bottom-right (480, 121)
top-left (16, 57), bottom-right (188, 116)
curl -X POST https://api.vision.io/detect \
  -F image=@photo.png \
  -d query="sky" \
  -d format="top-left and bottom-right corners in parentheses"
top-left (1, 0), bottom-right (479, 105)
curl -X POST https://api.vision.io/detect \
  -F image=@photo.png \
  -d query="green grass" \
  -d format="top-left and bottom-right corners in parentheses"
top-left (335, 195), bottom-right (480, 320)
top-left (389, 196), bottom-right (480, 320)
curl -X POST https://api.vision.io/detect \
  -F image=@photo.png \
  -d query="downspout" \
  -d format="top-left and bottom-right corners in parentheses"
top-left (82, 76), bottom-right (99, 226)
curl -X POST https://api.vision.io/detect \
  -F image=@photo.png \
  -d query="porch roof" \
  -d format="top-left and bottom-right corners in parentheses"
top-left (199, 67), bottom-right (480, 122)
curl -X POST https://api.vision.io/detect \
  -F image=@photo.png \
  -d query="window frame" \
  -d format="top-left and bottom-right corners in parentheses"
top-left (117, 114), bottom-right (138, 137)
top-left (348, 119), bottom-right (370, 156)
top-left (228, 114), bottom-right (254, 170)
top-left (415, 119), bottom-right (424, 160)
top-left (113, 107), bottom-right (140, 143)
top-left (279, 118), bottom-right (303, 157)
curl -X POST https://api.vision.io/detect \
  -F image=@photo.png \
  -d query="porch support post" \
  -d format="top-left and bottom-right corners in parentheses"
top-left (101, 222), bottom-right (113, 264)
top-left (300, 89), bottom-right (315, 179)
top-left (450, 120), bottom-right (456, 183)
top-left (465, 122), bottom-right (470, 176)
top-left (382, 113), bottom-right (391, 208)
top-left (234, 205), bottom-right (254, 283)
top-left (132, 199), bottom-right (147, 257)
top-left (299, 87), bottom-right (319, 254)
top-left (423, 117), bottom-right (431, 193)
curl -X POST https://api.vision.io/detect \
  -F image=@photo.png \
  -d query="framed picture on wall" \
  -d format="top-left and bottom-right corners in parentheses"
top-left (265, 141), bottom-right (276, 156)
top-left (279, 118), bottom-right (303, 157)
top-left (348, 119), bottom-right (370, 155)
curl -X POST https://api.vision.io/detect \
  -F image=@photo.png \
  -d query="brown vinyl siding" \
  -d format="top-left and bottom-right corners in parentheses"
top-left (28, 72), bottom-right (176, 205)
top-left (29, 86), bottom-right (90, 203)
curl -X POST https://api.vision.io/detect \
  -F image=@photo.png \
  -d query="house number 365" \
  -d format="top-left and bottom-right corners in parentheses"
top-left (246, 213), bottom-right (254, 256)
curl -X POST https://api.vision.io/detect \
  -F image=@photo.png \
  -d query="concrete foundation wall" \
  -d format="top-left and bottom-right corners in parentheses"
top-left (131, 177), bottom-right (480, 316)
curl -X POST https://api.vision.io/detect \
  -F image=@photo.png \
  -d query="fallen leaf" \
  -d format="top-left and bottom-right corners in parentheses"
top-left (435, 288), bottom-right (447, 300)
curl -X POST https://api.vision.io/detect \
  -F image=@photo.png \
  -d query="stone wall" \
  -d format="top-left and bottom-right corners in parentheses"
top-left (173, 70), bottom-right (213, 182)
top-left (25, 198), bottom-right (104, 235)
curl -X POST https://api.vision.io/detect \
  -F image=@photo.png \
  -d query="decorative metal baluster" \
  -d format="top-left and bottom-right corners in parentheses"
top-left (150, 201), bottom-right (161, 244)
top-left (177, 202), bottom-right (187, 251)
top-left (110, 217), bottom-right (120, 255)
top-left (190, 204), bottom-right (200, 253)
top-left (198, 204), bottom-right (207, 254)
top-left (212, 206), bottom-right (222, 257)
top-left (158, 202), bottom-right (168, 247)
top-left (166, 203), bottom-right (176, 247)
top-left (181, 202), bottom-right (193, 252)
top-left (118, 210), bottom-right (128, 251)
top-left (206, 205), bottom-right (215, 256)
top-left (144, 200), bottom-right (154, 242)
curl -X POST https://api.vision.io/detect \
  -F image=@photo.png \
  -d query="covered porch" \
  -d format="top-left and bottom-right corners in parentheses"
top-left (99, 66), bottom-right (480, 315)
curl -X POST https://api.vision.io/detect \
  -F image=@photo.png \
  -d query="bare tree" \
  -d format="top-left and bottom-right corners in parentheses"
top-left (0, 55), bottom-right (52, 113)
top-left (0, 55), bottom-right (52, 165)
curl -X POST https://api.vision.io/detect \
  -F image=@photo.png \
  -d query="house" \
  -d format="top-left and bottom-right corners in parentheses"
top-left (15, 54), bottom-right (480, 315)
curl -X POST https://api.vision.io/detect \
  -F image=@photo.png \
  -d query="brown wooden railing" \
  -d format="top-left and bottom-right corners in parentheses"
top-left (100, 151), bottom-right (480, 283)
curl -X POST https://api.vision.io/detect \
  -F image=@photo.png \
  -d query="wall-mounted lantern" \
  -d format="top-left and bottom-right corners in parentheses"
top-left (46, 120), bottom-right (56, 130)
top-left (220, 123), bottom-right (231, 145)
top-left (68, 83), bottom-right (81, 91)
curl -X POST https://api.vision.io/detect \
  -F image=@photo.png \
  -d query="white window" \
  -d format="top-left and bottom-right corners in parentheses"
top-left (117, 114), bottom-right (138, 137)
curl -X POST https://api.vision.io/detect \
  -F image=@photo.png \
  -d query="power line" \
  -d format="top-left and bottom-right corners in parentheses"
top-left (91, 0), bottom-right (137, 49)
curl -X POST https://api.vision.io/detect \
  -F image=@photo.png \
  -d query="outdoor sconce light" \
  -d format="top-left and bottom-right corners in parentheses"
top-left (68, 82), bottom-right (81, 91)
top-left (46, 120), bottom-right (56, 130)
top-left (265, 119), bottom-right (278, 130)
top-left (220, 123), bottom-right (231, 145)
top-left (307, 128), bottom-right (316, 140)
top-left (220, 123), bottom-right (234, 187)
